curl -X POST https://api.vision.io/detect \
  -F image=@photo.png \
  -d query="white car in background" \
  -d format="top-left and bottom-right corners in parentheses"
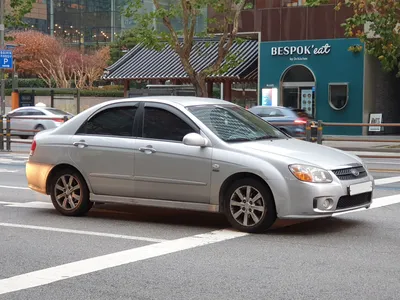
top-left (5, 106), bottom-right (73, 139)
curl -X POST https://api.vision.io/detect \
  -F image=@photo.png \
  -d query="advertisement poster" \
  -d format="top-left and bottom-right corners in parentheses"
top-left (262, 88), bottom-right (272, 106)
top-left (368, 113), bottom-right (383, 132)
top-left (300, 89), bottom-right (313, 115)
top-left (262, 88), bottom-right (278, 106)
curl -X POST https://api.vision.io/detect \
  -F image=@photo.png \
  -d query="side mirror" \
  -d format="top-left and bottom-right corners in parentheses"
top-left (183, 133), bottom-right (208, 147)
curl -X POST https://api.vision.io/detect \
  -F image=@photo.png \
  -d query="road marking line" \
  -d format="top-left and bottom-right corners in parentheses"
top-left (374, 176), bottom-right (400, 186)
top-left (3, 201), bottom-right (53, 209)
top-left (0, 222), bottom-right (168, 243)
top-left (0, 229), bottom-right (247, 295)
top-left (0, 184), bottom-right (30, 190)
top-left (0, 168), bottom-right (18, 173)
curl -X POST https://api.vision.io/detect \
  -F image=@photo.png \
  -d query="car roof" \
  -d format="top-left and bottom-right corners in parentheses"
top-left (250, 106), bottom-right (288, 110)
top-left (101, 96), bottom-right (233, 107)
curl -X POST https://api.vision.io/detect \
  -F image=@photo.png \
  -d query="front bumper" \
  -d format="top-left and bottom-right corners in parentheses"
top-left (26, 161), bottom-right (54, 195)
top-left (276, 174), bottom-right (374, 219)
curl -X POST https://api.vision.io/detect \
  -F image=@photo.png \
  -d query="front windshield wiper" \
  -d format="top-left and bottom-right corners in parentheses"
top-left (225, 138), bottom-right (252, 142)
top-left (253, 135), bottom-right (282, 140)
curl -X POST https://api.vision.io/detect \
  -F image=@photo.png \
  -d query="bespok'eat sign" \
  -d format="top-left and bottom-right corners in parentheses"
top-left (271, 43), bottom-right (331, 56)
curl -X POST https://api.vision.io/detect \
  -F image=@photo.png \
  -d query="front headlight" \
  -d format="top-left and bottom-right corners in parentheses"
top-left (289, 164), bottom-right (333, 183)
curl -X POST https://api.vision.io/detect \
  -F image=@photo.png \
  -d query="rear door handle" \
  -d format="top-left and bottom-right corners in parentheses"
top-left (73, 141), bottom-right (88, 148)
top-left (139, 146), bottom-right (156, 153)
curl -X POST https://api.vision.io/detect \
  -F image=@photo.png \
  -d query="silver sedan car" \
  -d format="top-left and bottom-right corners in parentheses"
top-left (26, 96), bottom-right (374, 233)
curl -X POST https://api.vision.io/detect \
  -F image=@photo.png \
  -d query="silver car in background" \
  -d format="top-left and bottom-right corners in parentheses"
top-left (6, 106), bottom-right (73, 139)
top-left (26, 96), bottom-right (374, 233)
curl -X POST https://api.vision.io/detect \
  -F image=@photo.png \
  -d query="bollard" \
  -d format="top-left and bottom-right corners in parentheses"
top-left (6, 116), bottom-right (11, 151)
top-left (0, 116), bottom-right (3, 151)
top-left (317, 120), bottom-right (323, 144)
top-left (305, 120), bottom-right (311, 142)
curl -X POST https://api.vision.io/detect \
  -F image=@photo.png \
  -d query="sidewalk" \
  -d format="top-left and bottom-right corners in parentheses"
top-left (322, 135), bottom-right (400, 153)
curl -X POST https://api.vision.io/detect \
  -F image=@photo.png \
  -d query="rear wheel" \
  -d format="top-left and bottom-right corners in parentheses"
top-left (50, 168), bottom-right (93, 216)
top-left (35, 124), bottom-right (45, 134)
top-left (223, 178), bottom-right (277, 233)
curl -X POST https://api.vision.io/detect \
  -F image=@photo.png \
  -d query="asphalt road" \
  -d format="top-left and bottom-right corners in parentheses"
top-left (0, 152), bottom-right (400, 300)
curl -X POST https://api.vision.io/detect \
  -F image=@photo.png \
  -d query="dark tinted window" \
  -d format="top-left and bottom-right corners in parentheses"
top-left (84, 106), bottom-right (137, 137)
top-left (249, 107), bottom-right (285, 117)
top-left (25, 109), bottom-right (45, 116)
top-left (143, 107), bottom-right (194, 141)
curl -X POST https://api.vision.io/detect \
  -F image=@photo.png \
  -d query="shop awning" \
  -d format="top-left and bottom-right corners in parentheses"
top-left (103, 38), bottom-right (258, 82)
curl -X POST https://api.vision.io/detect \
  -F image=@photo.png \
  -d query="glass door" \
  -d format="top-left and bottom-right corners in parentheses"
top-left (282, 87), bottom-right (299, 108)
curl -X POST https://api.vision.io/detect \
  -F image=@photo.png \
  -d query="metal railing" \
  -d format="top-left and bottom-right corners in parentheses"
top-left (1, 117), bottom-right (400, 173)
top-left (0, 115), bottom-right (69, 151)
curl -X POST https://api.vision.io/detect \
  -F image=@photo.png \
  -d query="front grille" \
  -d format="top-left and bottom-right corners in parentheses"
top-left (336, 192), bottom-right (372, 210)
top-left (332, 165), bottom-right (367, 180)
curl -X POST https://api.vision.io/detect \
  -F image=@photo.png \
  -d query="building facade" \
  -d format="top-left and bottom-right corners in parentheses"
top-left (215, 0), bottom-right (397, 135)
top-left (25, 0), bottom-right (207, 49)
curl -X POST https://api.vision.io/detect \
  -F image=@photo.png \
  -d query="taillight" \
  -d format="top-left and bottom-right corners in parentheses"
top-left (294, 118), bottom-right (307, 124)
top-left (52, 118), bottom-right (65, 123)
top-left (30, 140), bottom-right (37, 156)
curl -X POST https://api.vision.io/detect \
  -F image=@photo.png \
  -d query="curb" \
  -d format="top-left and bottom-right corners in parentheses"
top-left (334, 147), bottom-right (400, 153)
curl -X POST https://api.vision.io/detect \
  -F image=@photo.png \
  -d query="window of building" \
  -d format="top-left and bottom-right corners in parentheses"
top-left (83, 106), bottom-right (137, 137)
top-left (329, 83), bottom-right (349, 110)
top-left (143, 107), bottom-right (195, 142)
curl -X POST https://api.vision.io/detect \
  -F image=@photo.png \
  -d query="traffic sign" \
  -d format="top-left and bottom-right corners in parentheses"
top-left (0, 50), bottom-right (13, 69)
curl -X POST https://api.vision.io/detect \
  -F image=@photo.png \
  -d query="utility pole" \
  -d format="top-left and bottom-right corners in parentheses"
top-left (50, 0), bottom-right (54, 36)
top-left (0, 0), bottom-right (5, 116)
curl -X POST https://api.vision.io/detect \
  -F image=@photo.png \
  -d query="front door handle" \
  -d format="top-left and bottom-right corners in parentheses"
top-left (139, 146), bottom-right (156, 154)
top-left (73, 141), bottom-right (88, 148)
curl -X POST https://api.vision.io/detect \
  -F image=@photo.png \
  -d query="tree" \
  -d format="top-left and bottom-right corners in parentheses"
top-left (5, 0), bottom-right (36, 29)
top-left (73, 46), bottom-right (111, 89)
top-left (10, 30), bottom-right (110, 88)
top-left (109, 29), bottom-right (137, 64)
top-left (306, 0), bottom-right (400, 76)
top-left (10, 30), bottom-right (61, 85)
top-left (123, 0), bottom-right (249, 97)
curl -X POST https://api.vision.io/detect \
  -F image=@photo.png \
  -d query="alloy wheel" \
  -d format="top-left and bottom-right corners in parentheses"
top-left (54, 174), bottom-right (82, 211)
top-left (229, 185), bottom-right (266, 227)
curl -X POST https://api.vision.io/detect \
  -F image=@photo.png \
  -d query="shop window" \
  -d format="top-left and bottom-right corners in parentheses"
top-left (329, 83), bottom-right (348, 110)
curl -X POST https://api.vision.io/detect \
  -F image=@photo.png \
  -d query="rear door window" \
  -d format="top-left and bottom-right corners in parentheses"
top-left (79, 105), bottom-right (138, 137)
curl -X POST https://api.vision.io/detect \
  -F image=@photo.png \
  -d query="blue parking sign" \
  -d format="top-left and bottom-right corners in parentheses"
top-left (0, 50), bottom-right (13, 69)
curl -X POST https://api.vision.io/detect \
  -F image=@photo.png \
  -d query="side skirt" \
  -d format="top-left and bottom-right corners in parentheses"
top-left (90, 193), bottom-right (220, 213)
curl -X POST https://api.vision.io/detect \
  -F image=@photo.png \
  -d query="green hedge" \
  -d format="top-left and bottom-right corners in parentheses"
top-left (4, 89), bottom-right (124, 97)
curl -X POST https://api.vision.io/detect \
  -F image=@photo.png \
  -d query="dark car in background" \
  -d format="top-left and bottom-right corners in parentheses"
top-left (248, 106), bottom-right (317, 137)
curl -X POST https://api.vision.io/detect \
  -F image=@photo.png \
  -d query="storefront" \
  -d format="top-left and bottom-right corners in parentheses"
top-left (259, 38), bottom-right (365, 135)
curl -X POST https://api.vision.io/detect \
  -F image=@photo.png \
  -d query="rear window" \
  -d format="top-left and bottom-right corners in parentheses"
top-left (44, 108), bottom-right (69, 115)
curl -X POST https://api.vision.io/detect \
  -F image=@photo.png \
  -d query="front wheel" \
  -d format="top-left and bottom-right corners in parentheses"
top-left (50, 168), bottom-right (93, 216)
top-left (223, 178), bottom-right (277, 233)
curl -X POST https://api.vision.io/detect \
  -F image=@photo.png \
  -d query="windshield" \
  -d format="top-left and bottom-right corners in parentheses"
top-left (187, 104), bottom-right (287, 142)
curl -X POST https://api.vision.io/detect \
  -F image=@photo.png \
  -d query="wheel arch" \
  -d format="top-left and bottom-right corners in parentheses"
top-left (218, 172), bottom-right (275, 213)
top-left (46, 163), bottom-right (91, 195)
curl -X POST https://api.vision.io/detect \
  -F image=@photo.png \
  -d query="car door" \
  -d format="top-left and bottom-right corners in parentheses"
top-left (134, 102), bottom-right (212, 203)
top-left (69, 102), bottom-right (138, 197)
top-left (23, 108), bottom-right (46, 132)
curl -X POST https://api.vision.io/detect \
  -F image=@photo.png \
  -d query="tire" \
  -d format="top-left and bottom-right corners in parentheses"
top-left (35, 124), bottom-right (45, 135)
top-left (19, 135), bottom-right (29, 139)
top-left (223, 178), bottom-right (277, 233)
top-left (50, 167), bottom-right (93, 216)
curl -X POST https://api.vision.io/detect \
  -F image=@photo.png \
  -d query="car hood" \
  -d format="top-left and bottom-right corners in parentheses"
top-left (232, 138), bottom-right (361, 170)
